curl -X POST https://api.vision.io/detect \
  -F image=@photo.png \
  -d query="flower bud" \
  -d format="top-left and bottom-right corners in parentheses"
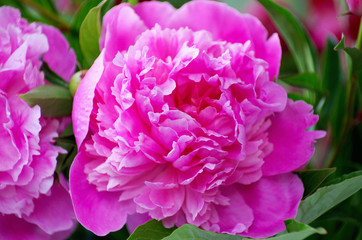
top-left (69, 70), bottom-right (87, 97)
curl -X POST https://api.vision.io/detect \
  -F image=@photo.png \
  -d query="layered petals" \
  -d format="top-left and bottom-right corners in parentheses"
top-left (71, 1), bottom-right (323, 238)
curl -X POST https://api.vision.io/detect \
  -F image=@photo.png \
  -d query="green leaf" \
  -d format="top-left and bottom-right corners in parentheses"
top-left (162, 224), bottom-right (245, 240)
top-left (287, 92), bottom-right (312, 104)
top-left (72, 0), bottom-right (104, 31)
top-left (297, 168), bottom-right (336, 198)
top-left (296, 171), bottom-right (362, 224)
top-left (335, 36), bottom-right (362, 76)
top-left (162, 222), bottom-right (324, 240)
top-left (41, 62), bottom-right (69, 88)
top-left (280, 73), bottom-right (319, 91)
top-left (127, 220), bottom-right (177, 240)
top-left (19, 85), bottom-right (73, 117)
top-left (257, 0), bottom-right (316, 73)
top-left (79, 0), bottom-right (106, 68)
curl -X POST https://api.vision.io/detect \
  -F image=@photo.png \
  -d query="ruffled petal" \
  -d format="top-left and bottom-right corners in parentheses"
top-left (168, 0), bottom-right (281, 81)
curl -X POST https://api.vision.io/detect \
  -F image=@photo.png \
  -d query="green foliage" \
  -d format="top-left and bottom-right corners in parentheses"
top-left (19, 85), bottom-right (73, 117)
top-left (128, 220), bottom-right (176, 240)
top-left (296, 171), bottom-right (362, 224)
top-left (257, 0), bottom-right (317, 73)
top-left (297, 168), bottom-right (336, 198)
top-left (79, 0), bottom-right (106, 68)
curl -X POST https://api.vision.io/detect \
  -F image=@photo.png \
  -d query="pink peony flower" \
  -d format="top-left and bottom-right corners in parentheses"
top-left (0, 6), bottom-right (76, 95)
top-left (346, 0), bottom-right (362, 16)
top-left (70, 1), bottom-right (325, 238)
top-left (0, 6), bottom-right (76, 240)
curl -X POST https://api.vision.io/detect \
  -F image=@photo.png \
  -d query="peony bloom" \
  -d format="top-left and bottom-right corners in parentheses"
top-left (346, 0), bottom-right (362, 16)
top-left (0, 6), bottom-right (76, 240)
top-left (70, 1), bottom-right (325, 238)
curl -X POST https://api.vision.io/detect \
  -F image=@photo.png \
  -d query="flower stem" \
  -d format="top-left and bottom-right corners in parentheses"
top-left (356, 17), bottom-right (362, 50)
top-left (18, 0), bottom-right (72, 31)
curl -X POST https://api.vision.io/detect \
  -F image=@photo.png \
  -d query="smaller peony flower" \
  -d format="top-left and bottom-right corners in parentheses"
top-left (0, 6), bottom-right (76, 240)
top-left (346, 0), bottom-right (362, 16)
top-left (70, 1), bottom-right (325, 238)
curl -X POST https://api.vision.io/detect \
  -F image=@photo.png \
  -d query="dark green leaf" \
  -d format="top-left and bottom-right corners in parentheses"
top-left (287, 93), bottom-right (312, 104)
top-left (297, 168), bottom-right (336, 198)
top-left (79, 0), bottom-right (106, 68)
top-left (19, 85), bottom-right (72, 117)
top-left (280, 73), bottom-right (319, 91)
top-left (127, 220), bottom-right (176, 240)
top-left (257, 0), bottom-right (316, 73)
top-left (296, 171), bottom-right (362, 224)
top-left (335, 36), bottom-right (362, 76)
top-left (317, 38), bottom-right (344, 132)
top-left (41, 62), bottom-right (69, 88)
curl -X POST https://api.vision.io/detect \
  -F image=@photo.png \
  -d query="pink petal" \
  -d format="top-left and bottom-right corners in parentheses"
top-left (168, 0), bottom-right (281, 81)
top-left (263, 100), bottom-right (326, 176)
top-left (69, 148), bottom-right (132, 236)
top-left (126, 213), bottom-right (152, 233)
top-left (240, 173), bottom-right (303, 238)
top-left (99, 4), bottom-right (147, 61)
top-left (41, 25), bottom-right (76, 81)
top-left (72, 50), bottom-right (104, 148)
top-left (23, 175), bottom-right (76, 235)
top-left (0, 214), bottom-right (49, 240)
top-left (134, 1), bottom-right (176, 28)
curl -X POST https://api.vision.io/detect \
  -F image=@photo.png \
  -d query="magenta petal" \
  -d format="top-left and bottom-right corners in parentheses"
top-left (126, 213), bottom-right (152, 233)
top-left (41, 25), bottom-right (76, 81)
top-left (134, 1), bottom-right (175, 28)
top-left (240, 173), bottom-right (303, 238)
top-left (72, 50), bottom-right (104, 148)
top-left (69, 148), bottom-right (130, 236)
top-left (215, 186), bottom-right (254, 234)
top-left (263, 100), bottom-right (326, 176)
top-left (168, 0), bottom-right (281, 81)
top-left (0, 214), bottom-right (49, 240)
top-left (99, 4), bottom-right (147, 61)
top-left (23, 175), bottom-right (75, 235)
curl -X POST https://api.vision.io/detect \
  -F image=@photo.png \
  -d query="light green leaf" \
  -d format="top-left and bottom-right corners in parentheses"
top-left (162, 224), bottom-right (245, 240)
top-left (296, 171), bottom-right (362, 224)
top-left (79, 0), bottom-right (106, 68)
top-left (19, 85), bottom-right (72, 117)
top-left (297, 168), bottom-right (336, 198)
top-left (127, 220), bottom-right (176, 240)
top-left (257, 0), bottom-right (316, 73)
top-left (162, 221), bottom-right (324, 240)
